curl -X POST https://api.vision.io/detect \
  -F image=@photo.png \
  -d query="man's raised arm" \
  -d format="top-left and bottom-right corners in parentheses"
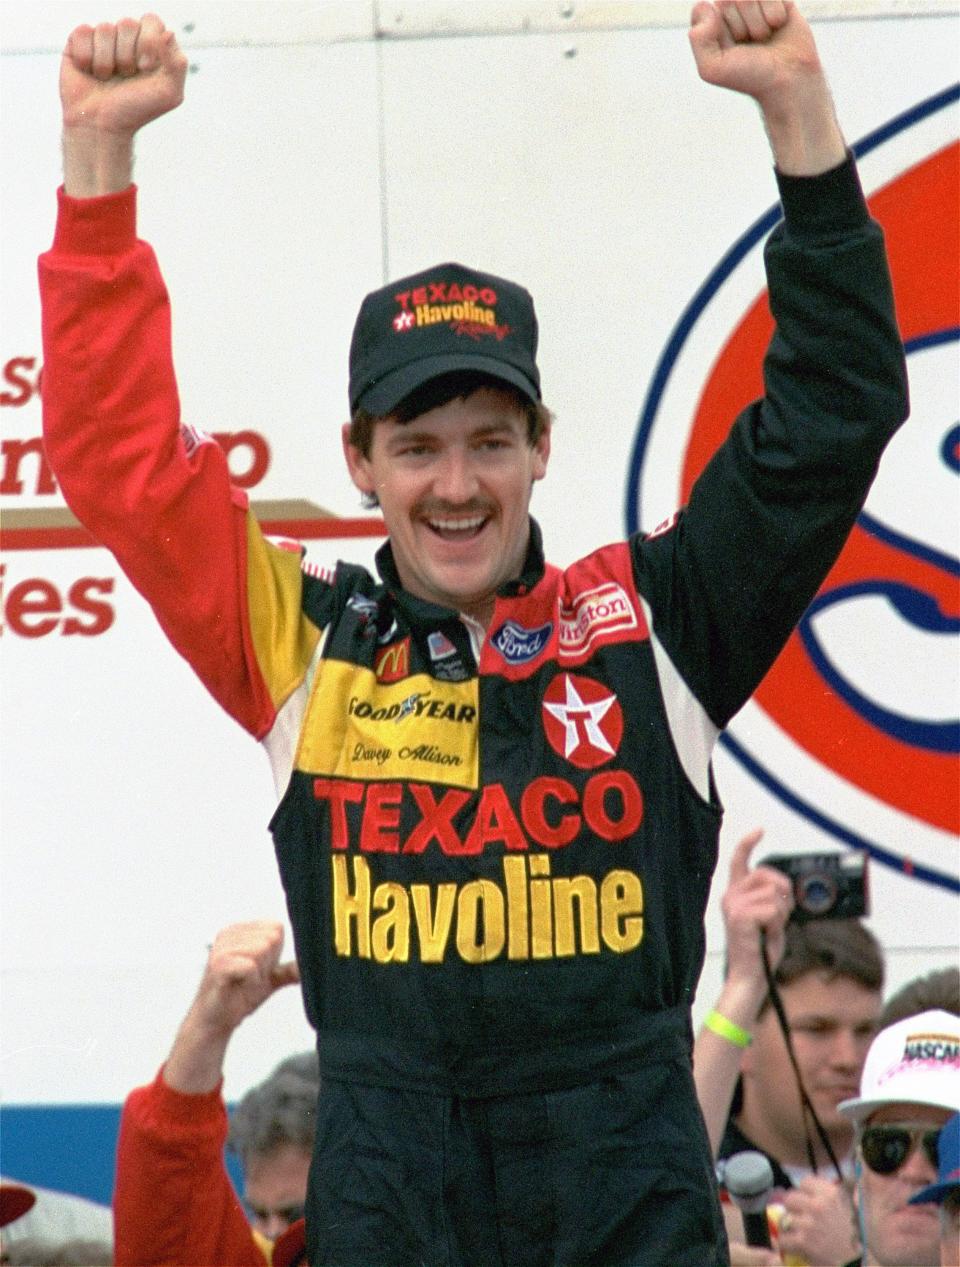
top-left (688, 1), bottom-right (846, 175)
top-left (60, 13), bottom-right (187, 197)
top-left (634, 1), bottom-right (908, 732)
top-left (41, 13), bottom-right (316, 742)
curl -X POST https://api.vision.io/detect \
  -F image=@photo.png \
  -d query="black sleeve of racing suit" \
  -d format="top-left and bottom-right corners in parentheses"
top-left (632, 153), bottom-right (909, 731)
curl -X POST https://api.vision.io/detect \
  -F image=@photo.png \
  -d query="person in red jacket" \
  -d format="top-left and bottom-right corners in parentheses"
top-left (114, 921), bottom-right (310, 1267)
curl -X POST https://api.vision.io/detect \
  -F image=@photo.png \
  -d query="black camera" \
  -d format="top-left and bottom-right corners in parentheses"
top-left (760, 850), bottom-right (869, 922)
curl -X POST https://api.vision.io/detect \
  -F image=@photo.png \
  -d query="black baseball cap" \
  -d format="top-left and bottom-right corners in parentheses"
top-left (348, 262), bottom-right (541, 416)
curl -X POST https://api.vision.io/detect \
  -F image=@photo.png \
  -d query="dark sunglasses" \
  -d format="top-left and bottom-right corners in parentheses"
top-left (860, 1124), bottom-right (940, 1176)
top-left (244, 1200), bottom-right (305, 1227)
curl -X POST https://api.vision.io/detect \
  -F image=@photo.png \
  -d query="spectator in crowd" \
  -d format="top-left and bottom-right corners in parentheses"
top-left (227, 1051), bottom-right (317, 1242)
top-left (694, 829), bottom-right (794, 1158)
top-left (880, 968), bottom-right (960, 1030)
top-left (113, 921), bottom-right (311, 1267)
top-left (1, 1236), bottom-right (113, 1266)
top-left (0, 1184), bottom-right (35, 1256)
top-left (839, 1008), bottom-right (960, 1267)
top-left (0, 1180), bottom-right (112, 1264)
top-left (694, 830), bottom-right (791, 1266)
top-left (907, 1111), bottom-right (960, 1267)
top-left (695, 833), bottom-right (884, 1266)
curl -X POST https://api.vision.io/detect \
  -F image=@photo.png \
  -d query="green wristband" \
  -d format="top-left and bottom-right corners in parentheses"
top-left (705, 1009), bottom-right (752, 1048)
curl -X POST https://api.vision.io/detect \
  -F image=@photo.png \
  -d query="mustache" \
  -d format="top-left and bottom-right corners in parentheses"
top-left (416, 500), bottom-right (494, 518)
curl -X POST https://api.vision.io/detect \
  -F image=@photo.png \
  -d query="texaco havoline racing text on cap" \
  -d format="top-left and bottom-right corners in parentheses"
top-left (349, 262), bottom-right (541, 417)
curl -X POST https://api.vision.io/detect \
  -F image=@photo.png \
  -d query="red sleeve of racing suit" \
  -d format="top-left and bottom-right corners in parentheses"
top-left (113, 1068), bottom-right (268, 1267)
top-left (38, 186), bottom-right (319, 740)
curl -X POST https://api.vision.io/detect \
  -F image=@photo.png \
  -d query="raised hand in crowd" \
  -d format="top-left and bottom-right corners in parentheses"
top-left (164, 920), bottom-right (301, 1094)
top-left (694, 828), bottom-right (794, 1157)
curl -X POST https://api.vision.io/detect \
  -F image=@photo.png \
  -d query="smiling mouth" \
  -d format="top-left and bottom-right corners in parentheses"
top-left (425, 513), bottom-right (489, 541)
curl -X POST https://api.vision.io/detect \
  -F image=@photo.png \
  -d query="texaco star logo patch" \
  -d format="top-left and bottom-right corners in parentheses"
top-left (542, 673), bottom-right (624, 769)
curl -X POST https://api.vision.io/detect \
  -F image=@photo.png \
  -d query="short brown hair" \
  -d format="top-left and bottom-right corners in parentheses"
top-left (348, 369), bottom-right (552, 460)
top-left (757, 919), bottom-right (885, 1017)
top-left (880, 966), bottom-right (960, 1028)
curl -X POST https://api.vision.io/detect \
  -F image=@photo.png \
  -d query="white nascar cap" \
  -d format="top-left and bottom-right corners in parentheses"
top-left (839, 1008), bottom-right (960, 1123)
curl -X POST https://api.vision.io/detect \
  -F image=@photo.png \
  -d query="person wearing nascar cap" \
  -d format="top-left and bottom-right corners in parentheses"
top-left (0, 1182), bottom-right (37, 1250)
top-left (909, 1112), bottom-right (960, 1267)
top-left (838, 1009), bottom-right (960, 1267)
top-left (38, 3), bottom-right (908, 1264)
top-left (0, 1178), bottom-right (112, 1264)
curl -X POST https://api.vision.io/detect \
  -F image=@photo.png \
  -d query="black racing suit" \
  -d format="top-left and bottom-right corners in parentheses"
top-left (40, 153), bottom-right (908, 1266)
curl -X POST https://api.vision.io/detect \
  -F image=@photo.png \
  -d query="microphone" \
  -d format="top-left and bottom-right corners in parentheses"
top-left (723, 1150), bottom-right (774, 1249)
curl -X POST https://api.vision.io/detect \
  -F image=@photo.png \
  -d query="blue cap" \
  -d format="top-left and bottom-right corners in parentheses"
top-left (908, 1112), bottom-right (960, 1206)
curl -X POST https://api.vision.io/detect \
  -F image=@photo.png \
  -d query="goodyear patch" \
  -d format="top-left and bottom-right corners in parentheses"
top-left (297, 661), bottom-right (479, 789)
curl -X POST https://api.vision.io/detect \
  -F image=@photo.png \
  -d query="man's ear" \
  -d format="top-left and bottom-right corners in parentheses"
top-left (342, 422), bottom-right (375, 497)
top-left (532, 419), bottom-right (551, 482)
